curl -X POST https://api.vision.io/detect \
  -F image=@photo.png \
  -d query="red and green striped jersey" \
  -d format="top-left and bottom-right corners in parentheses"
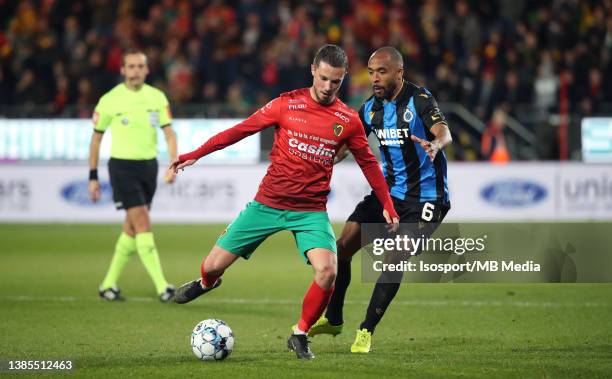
top-left (180, 88), bottom-right (397, 217)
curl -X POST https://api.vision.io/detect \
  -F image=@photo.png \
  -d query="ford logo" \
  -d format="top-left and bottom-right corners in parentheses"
top-left (61, 180), bottom-right (113, 206)
top-left (481, 180), bottom-right (547, 207)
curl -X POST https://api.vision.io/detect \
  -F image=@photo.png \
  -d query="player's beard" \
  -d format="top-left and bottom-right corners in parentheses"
top-left (316, 89), bottom-right (334, 105)
top-left (373, 83), bottom-right (395, 100)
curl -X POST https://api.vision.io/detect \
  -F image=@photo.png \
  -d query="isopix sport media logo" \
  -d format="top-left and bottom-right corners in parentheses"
top-left (480, 179), bottom-right (547, 207)
top-left (61, 180), bottom-right (113, 206)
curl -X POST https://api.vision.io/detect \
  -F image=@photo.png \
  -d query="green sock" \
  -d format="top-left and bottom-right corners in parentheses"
top-left (135, 232), bottom-right (169, 294)
top-left (100, 233), bottom-right (136, 289)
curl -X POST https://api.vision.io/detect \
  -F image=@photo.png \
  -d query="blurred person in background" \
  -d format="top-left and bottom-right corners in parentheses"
top-left (481, 107), bottom-right (510, 163)
top-left (88, 49), bottom-right (177, 302)
top-left (1, 1), bottom-right (611, 159)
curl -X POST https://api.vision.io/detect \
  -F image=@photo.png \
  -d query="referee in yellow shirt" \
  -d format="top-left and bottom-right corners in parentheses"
top-left (88, 49), bottom-right (177, 302)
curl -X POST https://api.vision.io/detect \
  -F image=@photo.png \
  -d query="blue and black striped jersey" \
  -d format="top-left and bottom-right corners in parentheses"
top-left (359, 80), bottom-right (450, 204)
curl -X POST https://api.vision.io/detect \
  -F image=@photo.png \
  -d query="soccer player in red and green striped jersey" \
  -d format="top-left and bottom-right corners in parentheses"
top-left (170, 45), bottom-right (399, 359)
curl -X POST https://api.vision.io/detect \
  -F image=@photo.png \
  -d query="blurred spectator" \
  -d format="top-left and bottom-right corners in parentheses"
top-left (0, 0), bottom-right (610, 161)
top-left (243, 12), bottom-right (262, 54)
top-left (15, 69), bottom-right (43, 104)
top-left (1, 0), bottom-right (609, 113)
top-left (444, 0), bottom-right (481, 60)
top-left (317, 3), bottom-right (341, 44)
top-left (226, 81), bottom-right (251, 114)
top-left (481, 108), bottom-right (510, 163)
top-left (201, 82), bottom-right (219, 104)
top-left (493, 70), bottom-right (532, 118)
top-left (167, 53), bottom-right (195, 102)
top-left (53, 74), bottom-right (70, 115)
top-left (534, 51), bottom-right (558, 115)
top-left (75, 77), bottom-right (95, 118)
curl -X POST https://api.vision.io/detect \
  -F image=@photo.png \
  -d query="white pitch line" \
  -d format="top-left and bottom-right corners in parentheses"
top-left (0, 295), bottom-right (610, 308)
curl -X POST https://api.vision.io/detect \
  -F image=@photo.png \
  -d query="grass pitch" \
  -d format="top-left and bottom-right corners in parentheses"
top-left (0, 224), bottom-right (611, 378)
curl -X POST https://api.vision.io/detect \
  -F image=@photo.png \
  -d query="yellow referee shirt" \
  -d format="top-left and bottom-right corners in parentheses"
top-left (93, 83), bottom-right (172, 160)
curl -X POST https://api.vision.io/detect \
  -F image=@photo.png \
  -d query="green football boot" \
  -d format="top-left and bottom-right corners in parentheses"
top-left (350, 328), bottom-right (372, 353)
top-left (307, 316), bottom-right (343, 337)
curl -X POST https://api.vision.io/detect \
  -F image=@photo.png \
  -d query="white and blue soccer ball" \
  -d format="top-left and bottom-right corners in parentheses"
top-left (191, 319), bottom-right (234, 361)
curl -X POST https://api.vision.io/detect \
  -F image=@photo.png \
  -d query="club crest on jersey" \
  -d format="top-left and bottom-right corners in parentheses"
top-left (403, 107), bottom-right (414, 123)
top-left (333, 123), bottom-right (344, 137)
top-left (368, 111), bottom-right (375, 122)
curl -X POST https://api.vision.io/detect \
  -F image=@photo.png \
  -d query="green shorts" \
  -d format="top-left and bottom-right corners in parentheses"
top-left (216, 201), bottom-right (336, 264)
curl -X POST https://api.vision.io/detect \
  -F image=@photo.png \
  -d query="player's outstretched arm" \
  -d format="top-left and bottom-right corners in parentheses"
top-left (172, 98), bottom-right (280, 174)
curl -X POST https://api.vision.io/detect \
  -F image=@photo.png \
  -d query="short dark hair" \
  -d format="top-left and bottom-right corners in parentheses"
top-left (121, 48), bottom-right (147, 66)
top-left (313, 44), bottom-right (348, 70)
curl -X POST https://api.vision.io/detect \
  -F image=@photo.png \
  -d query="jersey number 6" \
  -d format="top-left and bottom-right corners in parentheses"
top-left (421, 202), bottom-right (435, 222)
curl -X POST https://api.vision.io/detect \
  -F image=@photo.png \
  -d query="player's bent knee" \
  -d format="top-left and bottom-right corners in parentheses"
top-left (314, 264), bottom-right (337, 287)
top-left (320, 273), bottom-right (336, 289)
top-left (316, 264), bottom-right (336, 276)
top-left (307, 248), bottom-right (337, 286)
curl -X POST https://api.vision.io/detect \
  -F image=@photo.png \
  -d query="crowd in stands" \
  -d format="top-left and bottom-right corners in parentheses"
top-left (1, 0), bottom-right (611, 158)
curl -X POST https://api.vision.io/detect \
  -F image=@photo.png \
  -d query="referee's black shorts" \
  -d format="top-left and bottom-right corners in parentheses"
top-left (348, 191), bottom-right (450, 238)
top-left (108, 158), bottom-right (158, 210)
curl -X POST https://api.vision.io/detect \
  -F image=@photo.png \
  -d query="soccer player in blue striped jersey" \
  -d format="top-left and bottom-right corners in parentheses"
top-left (309, 47), bottom-right (452, 352)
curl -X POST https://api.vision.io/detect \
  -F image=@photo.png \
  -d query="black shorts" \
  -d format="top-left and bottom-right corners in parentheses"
top-left (108, 158), bottom-right (158, 210)
top-left (348, 191), bottom-right (450, 239)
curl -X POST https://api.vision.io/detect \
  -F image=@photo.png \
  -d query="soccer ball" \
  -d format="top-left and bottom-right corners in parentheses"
top-left (191, 319), bottom-right (234, 361)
